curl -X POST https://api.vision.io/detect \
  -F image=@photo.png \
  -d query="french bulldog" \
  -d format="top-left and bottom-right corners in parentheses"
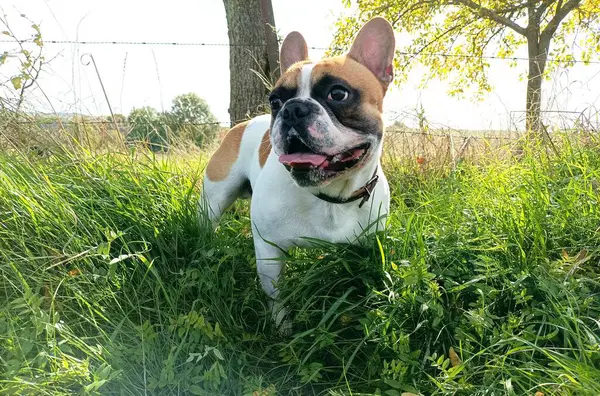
top-left (200, 17), bottom-right (395, 329)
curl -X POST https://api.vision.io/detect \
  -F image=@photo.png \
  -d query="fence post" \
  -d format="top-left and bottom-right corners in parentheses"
top-left (449, 133), bottom-right (455, 170)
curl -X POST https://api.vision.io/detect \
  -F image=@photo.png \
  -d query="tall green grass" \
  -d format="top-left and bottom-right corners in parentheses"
top-left (1, 138), bottom-right (599, 395)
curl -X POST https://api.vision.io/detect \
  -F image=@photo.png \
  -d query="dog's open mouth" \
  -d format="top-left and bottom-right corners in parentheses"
top-left (278, 136), bottom-right (370, 173)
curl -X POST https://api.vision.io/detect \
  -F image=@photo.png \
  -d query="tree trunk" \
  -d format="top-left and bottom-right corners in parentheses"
top-left (259, 0), bottom-right (280, 80)
top-left (223, 0), bottom-right (271, 126)
top-left (525, 30), bottom-right (549, 136)
top-left (525, 61), bottom-right (544, 134)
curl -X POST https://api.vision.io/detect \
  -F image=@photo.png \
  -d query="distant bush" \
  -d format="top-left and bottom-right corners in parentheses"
top-left (106, 114), bottom-right (127, 124)
top-left (170, 93), bottom-right (219, 148)
top-left (126, 107), bottom-right (171, 152)
top-left (126, 93), bottom-right (219, 152)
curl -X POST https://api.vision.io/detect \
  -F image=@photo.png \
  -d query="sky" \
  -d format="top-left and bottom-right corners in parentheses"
top-left (2, 0), bottom-right (600, 130)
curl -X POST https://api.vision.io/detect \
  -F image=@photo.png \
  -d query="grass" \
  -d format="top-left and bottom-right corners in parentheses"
top-left (0, 136), bottom-right (599, 395)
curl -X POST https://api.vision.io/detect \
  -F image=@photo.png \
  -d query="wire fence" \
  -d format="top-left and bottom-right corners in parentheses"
top-left (7, 117), bottom-right (598, 140)
top-left (3, 116), bottom-right (598, 168)
top-left (2, 34), bottom-right (599, 160)
top-left (1, 38), bottom-right (600, 65)
top-left (13, 120), bottom-right (229, 127)
top-left (3, 119), bottom-right (533, 140)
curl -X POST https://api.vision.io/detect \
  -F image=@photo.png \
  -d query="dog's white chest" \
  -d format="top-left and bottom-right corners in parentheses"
top-left (249, 154), bottom-right (389, 248)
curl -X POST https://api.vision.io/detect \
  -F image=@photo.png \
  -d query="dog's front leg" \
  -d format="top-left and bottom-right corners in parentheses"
top-left (253, 238), bottom-right (291, 332)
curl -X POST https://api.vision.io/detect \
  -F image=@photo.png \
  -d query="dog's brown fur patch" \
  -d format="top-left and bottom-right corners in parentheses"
top-left (311, 55), bottom-right (385, 134)
top-left (205, 121), bottom-right (248, 181)
top-left (258, 129), bottom-right (271, 168)
top-left (274, 60), bottom-right (310, 89)
top-left (312, 55), bottom-right (385, 111)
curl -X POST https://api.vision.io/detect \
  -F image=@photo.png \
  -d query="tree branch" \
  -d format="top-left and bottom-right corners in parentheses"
top-left (399, 17), bottom-right (478, 72)
top-left (541, 0), bottom-right (581, 38)
top-left (396, 0), bottom-right (440, 24)
top-left (453, 0), bottom-right (527, 36)
top-left (535, 0), bottom-right (558, 23)
top-left (474, 25), bottom-right (505, 56)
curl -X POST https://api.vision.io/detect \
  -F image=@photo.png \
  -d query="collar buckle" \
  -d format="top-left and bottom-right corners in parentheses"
top-left (358, 173), bottom-right (379, 208)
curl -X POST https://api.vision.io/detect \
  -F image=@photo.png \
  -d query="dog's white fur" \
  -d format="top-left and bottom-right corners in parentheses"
top-left (200, 17), bottom-right (395, 329)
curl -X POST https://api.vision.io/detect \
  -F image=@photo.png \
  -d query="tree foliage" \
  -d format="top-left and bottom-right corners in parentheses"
top-left (127, 93), bottom-right (219, 151)
top-left (330, 0), bottom-right (600, 132)
top-left (170, 93), bottom-right (219, 148)
top-left (0, 13), bottom-right (46, 112)
top-left (127, 107), bottom-right (170, 152)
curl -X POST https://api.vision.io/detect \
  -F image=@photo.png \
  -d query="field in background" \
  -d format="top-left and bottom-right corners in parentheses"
top-left (1, 118), bottom-right (600, 395)
top-left (3, 107), bottom-right (598, 166)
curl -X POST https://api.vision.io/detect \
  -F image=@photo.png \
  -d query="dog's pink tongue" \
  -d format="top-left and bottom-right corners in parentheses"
top-left (279, 153), bottom-right (328, 166)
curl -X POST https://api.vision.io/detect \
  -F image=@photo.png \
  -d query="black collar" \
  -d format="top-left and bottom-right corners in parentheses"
top-left (313, 167), bottom-right (379, 208)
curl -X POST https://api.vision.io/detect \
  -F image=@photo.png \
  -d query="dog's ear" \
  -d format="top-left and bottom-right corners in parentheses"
top-left (279, 31), bottom-right (309, 73)
top-left (348, 17), bottom-right (395, 86)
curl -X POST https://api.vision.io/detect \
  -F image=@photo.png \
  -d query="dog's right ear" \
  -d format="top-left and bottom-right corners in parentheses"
top-left (348, 17), bottom-right (395, 87)
top-left (279, 32), bottom-right (309, 73)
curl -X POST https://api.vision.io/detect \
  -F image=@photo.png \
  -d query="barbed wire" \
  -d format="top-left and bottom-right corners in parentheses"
top-left (14, 120), bottom-right (228, 126)
top-left (1, 38), bottom-right (599, 64)
top-left (1, 39), bottom-right (263, 47)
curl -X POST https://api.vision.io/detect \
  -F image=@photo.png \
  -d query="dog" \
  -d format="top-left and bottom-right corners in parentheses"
top-left (200, 17), bottom-right (394, 330)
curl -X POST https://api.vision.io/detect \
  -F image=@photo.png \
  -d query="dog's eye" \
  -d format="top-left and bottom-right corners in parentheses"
top-left (269, 96), bottom-right (283, 111)
top-left (327, 87), bottom-right (349, 102)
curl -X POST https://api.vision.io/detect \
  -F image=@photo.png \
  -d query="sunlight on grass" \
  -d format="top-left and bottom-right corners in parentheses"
top-left (1, 137), bottom-right (599, 395)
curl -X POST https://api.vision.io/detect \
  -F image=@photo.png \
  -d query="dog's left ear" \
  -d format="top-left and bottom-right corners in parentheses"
top-left (348, 17), bottom-right (395, 86)
top-left (279, 31), bottom-right (309, 74)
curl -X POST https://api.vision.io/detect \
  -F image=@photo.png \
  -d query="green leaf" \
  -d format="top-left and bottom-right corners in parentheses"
top-left (384, 378), bottom-right (404, 389)
top-left (97, 241), bottom-right (110, 256)
top-left (212, 348), bottom-right (224, 361)
top-left (11, 76), bottom-right (22, 90)
top-left (97, 364), bottom-right (111, 379)
top-left (188, 385), bottom-right (205, 395)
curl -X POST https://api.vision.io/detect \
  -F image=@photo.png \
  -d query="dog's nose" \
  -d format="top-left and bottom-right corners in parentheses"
top-left (282, 102), bottom-right (310, 126)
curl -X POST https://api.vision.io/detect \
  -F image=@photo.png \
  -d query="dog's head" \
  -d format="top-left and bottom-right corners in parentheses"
top-left (269, 17), bottom-right (395, 187)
